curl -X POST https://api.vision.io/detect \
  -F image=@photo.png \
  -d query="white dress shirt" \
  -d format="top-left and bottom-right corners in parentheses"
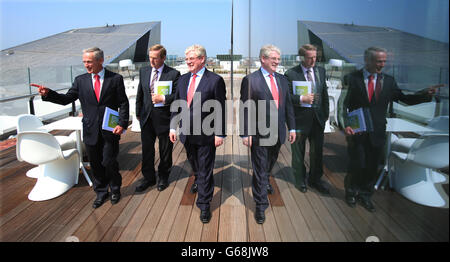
top-left (91, 68), bottom-right (105, 92)
top-left (169, 67), bottom-right (206, 134)
top-left (151, 64), bottom-right (165, 103)
top-left (260, 67), bottom-right (295, 134)
top-left (363, 68), bottom-right (379, 97)
top-left (300, 65), bottom-right (315, 108)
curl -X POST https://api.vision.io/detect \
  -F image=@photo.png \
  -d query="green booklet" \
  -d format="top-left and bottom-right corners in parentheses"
top-left (347, 108), bottom-right (373, 133)
top-left (102, 107), bottom-right (126, 134)
top-left (154, 81), bottom-right (173, 107)
top-left (292, 81), bottom-right (311, 107)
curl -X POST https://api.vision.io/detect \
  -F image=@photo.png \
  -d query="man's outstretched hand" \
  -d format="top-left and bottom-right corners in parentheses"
top-left (31, 83), bottom-right (49, 96)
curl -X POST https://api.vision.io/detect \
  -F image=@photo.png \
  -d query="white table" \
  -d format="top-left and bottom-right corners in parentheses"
top-left (39, 117), bottom-right (93, 186)
top-left (375, 118), bottom-right (437, 190)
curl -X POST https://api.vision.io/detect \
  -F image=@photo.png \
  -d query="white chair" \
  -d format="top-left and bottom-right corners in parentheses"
top-left (16, 114), bottom-right (77, 178)
top-left (128, 95), bottom-right (141, 132)
top-left (16, 131), bottom-right (80, 201)
top-left (390, 133), bottom-right (449, 208)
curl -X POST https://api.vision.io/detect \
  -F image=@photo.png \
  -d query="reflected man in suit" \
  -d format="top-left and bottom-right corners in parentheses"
top-left (285, 44), bottom-right (330, 194)
top-left (341, 46), bottom-right (441, 212)
top-left (240, 44), bottom-right (296, 224)
top-left (135, 44), bottom-right (180, 192)
top-left (169, 44), bottom-right (226, 224)
top-left (37, 47), bottom-right (129, 208)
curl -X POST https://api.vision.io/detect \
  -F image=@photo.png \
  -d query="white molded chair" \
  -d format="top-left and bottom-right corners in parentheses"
top-left (16, 114), bottom-right (76, 178)
top-left (128, 95), bottom-right (141, 132)
top-left (16, 131), bottom-right (80, 201)
top-left (390, 133), bottom-right (449, 208)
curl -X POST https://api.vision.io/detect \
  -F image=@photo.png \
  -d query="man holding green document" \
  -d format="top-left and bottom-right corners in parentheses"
top-left (285, 44), bottom-right (330, 195)
top-left (135, 44), bottom-right (180, 192)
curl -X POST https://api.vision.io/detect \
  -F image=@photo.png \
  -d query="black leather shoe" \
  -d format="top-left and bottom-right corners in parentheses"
top-left (92, 193), bottom-right (109, 209)
top-left (357, 196), bottom-right (376, 212)
top-left (309, 181), bottom-right (330, 195)
top-left (135, 179), bottom-right (156, 193)
top-left (267, 184), bottom-right (274, 195)
top-left (110, 192), bottom-right (121, 205)
top-left (254, 210), bottom-right (265, 224)
top-left (190, 183), bottom-right (198, 194)
top-left (157, 180), bottom-right (169, 192)
top-left (200, 209), bottom-right (211, 223)
top-left (296, 182), bottom-right (307, 193)
top-left (345, 194), bottom-right (356, 208)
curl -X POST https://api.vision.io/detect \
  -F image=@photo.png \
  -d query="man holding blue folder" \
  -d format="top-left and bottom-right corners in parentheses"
top-left (341, 46), bottom-right (441, 212)
top-left (36, 47), bottom-right (129, 208)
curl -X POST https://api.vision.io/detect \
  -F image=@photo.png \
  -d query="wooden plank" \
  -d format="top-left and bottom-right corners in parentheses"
top-left (218, 135), bottom-right (247, 242)
top-left (116, 141), bottom-right (184, 242)
top-left (238, 137), bottom-right (265, 242)
top-left (151, 161), bottom-right (191, 242)
top-left (200, 143), bottom-right (225, 242)
top-left (269, 163), bottom-right (314, 241)
top-left (184, 193), bottom-right (203, 242)
top-left (167, 205), bottom-right (194, 242)
top-left (267, 176), bottom-right (284, 206)
top-left (180, 175), bottom-right (196, 205)
top-left (134, 145), bottom-right (187, 241)
top-left (0, 187), bottom-right (74, 241)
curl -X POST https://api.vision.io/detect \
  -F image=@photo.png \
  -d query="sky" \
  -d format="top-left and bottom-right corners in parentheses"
top-left (0, 0), bottom-right (448, 57)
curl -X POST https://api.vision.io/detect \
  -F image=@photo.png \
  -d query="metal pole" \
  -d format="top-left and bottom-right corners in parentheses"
top-left (27, 67), bottom-right (36, 115)
top-left (247, 0), bottom-right (252, 175)
top-left (231, 0), bottom-right (234, 100)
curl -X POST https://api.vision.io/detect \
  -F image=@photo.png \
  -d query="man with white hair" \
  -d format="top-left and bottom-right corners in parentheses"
top-left (170, 44), bottom-right (226, 224)
top-left (240, 44), bottom-right (296, 224)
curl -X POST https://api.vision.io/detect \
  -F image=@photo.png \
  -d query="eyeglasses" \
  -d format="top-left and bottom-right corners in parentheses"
top-left (185, 56), bottom-right (199, 62)
top-left (267, 56), bottom-right (281, 62)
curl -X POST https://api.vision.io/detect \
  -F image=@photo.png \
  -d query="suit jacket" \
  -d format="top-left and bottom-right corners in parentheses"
top-left (341, 69), bottom-right (432, 147)
top-left (284, 65), bottom-right (329, 132)
top-left (43, 69), bottom-right (129, 146)
top-left (240, 69), bottom-right (295, 146)
top-left (135, 64), bottom-right (180, 134)
top-left (170, 68), bottom-right (226, 146)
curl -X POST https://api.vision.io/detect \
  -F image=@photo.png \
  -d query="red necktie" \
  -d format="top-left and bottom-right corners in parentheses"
top-left (368, 74), bottom-right (374, 102)
top-left (187, 74), bottom-right (197, 107)
top-left (269, 74), bottom-right (279, 108)
top-left (94, 74), bottom-right (101, 102)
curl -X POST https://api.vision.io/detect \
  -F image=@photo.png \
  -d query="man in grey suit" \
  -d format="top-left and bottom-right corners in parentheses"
top-left (135, 44), bottom-right (180, 192)
top-left (285, 44), bottom-right (330, 195)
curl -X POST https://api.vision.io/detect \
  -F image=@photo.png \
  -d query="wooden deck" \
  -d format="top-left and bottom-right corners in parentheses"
top-left (0, 78), bottom-right (448, 242)
top-left (1, 127), bottom-right (448, 242)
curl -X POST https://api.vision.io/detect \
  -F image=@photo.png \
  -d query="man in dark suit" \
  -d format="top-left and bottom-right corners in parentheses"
top-left (135, 44), bottom-right (180, 192)
top-left (37, 47), bottom-right (129, 208)
top-left (285, 44), bottom-right (330, 194)
top-left (240, 44), bottom-right (296, 224)
top-left (341, 46), bottom-right (440, 212)
top-left (169, 44), bottom-right (226, 224)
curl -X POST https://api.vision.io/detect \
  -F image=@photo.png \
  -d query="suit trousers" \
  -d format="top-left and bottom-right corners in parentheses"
top-left (184, 140), bottom-right (216, 211)
top-left (85, 130), bottom-right (122, 198)
top-left (291, 118), bottom-right (324, 185)
top-left (140, 120), bottom-right (173, 183)
top-left (344, 134), bottom-right (384, 197)
top-left (251, 140), bottom-right (281, 212)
